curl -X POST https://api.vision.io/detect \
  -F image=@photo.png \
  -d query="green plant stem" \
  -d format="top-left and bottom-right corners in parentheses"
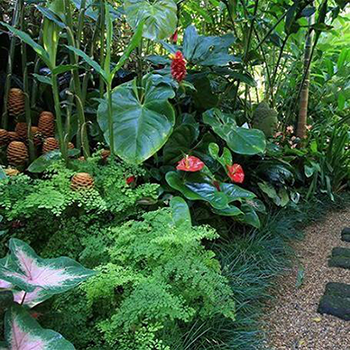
top-left (1, 0), bottom-right (21, 129)
top-left (99, 0), bottom-right (106, 98)
top-left (51, 74), bottom-right (67, 162)
top-left (106, 83), bottom-right (115, 155)
top-left (19, 0), bottom-right (35, 161)
top-left (64, 0), bottom-right (90, 158)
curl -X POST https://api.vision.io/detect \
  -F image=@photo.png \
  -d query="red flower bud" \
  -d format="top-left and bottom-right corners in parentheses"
top-left (170, 30), bottom-right (178, 44)
top-left (126, 176), bottom-right (135, 185)
top-left (177, 155), bottom-right (204, 172)
top-left (227, 164), bottom-right (245, 183)
top-left (170, 51), bottom-right (187, 83)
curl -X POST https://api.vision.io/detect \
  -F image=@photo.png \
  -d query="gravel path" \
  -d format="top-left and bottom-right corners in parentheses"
top-left (262, 207), bottom-right (350, 350)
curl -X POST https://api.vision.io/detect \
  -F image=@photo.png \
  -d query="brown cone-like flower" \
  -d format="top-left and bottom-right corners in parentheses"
top-left (38, 111), bottom-right (55, 137)
top-left (30, 126), bottom-right (42, 146)
top-left (8, 131), bottom-right (19, 142)
top-left (42, 137), bottom-right (59, 153)
top-left (101, 149), bottom-right (111, 161)
top-left (0, 129), bottom-right (9, 146)
top-left (15, 122), bottom-right (28, 140)
top-left (7, 141), bottom-right (28, 166)
top-left (71, 172), bottom-right (94, 191)
top-left (8, 88), bottom-right (25, 117)
top-left (5, 168), bottom-right (20, 176)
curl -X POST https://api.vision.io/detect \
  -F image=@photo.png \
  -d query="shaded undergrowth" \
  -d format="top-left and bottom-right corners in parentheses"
top-left (177, 193), bottom-right (350, 350)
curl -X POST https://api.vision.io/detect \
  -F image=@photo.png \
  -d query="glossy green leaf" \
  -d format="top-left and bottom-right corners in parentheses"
top-left (163, 120), bottom-right (199, 163)
top-left (125, 0), bottom-right (177, 41)
top-left (52, 65), bottom-right (79, 75)
top-left (170, 197), bottom-right (192, 228)
top-left (212, 205), bottom-right (243, 217)
top-left (240, 204), bottom-right (261, 228)
top-left (97, 74), bottom-right (175, 164)
top-left (27, 151), bottom-right (62, 173)
top-left (203, 108), bottom-right (266, 155)
top-left (32, 74), bottom-right (52, 85)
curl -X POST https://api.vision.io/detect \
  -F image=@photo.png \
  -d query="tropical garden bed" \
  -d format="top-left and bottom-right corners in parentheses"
top-left (0, 0), bottom-right (349, 349)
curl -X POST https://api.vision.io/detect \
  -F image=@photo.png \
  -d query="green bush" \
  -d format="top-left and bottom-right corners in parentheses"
top-left (45, 207), bottom-right (235, 349)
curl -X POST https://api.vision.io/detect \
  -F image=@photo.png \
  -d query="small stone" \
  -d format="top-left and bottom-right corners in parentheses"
top-left (318, 295), bottom-right (350, 321)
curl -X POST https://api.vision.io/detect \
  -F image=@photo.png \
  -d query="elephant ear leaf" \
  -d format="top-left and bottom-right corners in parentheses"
top-left (125, 0), bottom-right (177, 41)
top-left (5, 305), bottom-right (75, 350)
top-left (0, 239), bottom-right (95, 296)
top-left (97, 74), bottom-right (175, 164)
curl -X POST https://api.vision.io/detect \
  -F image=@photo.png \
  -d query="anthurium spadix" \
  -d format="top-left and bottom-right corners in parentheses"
top-left (0, 239), bottom-right (95, 305)
top-left (3, 305), bottom-right (74, 350)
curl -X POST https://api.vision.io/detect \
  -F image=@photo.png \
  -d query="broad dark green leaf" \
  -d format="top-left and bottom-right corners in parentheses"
top-left (32, 74), bottom-right (52, 85)
top-left (52, 65), bottom-right (79, 75)
top-left (203, 108), bottom-right (266, 155)
top-left (97, 74), bottom-right (175, 164)
top-left (170, 197), bottom-right (192, 228)
top-left (125, 0), bottom-right (177, 41)
top-left (27, 151), bottom-right (62, 173)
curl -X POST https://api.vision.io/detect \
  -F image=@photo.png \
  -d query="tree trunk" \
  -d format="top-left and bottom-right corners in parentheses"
top-left (297, 14), bottom-right (314, 138)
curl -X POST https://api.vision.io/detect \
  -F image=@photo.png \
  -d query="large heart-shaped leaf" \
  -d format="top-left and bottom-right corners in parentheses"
top-left (97, 74), bottom-right (175, 164)
top-left (125, 0), bottom-right (177, 41)
top-left (4, 305), bottom-right (74, 349)
top-left (203, 108), bottom-right (266, 155)
top-left (0, 239), bottom-right (95, 295)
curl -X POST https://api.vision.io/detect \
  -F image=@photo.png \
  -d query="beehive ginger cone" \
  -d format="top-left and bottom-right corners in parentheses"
top-left (15, 122), bottom-right (28, 140)
top-left (8, 88), bottom-right (25, 117)
top-left (7, 141), bottom-right (28, 166)
top-left (71, 173), bottom-right (94, 191)
top-left (42, 137), bottom-right (59, 153)
top-left (38, 111), bottom-right (55, 137)
top-left (0, 129), bottom-right (9, 146)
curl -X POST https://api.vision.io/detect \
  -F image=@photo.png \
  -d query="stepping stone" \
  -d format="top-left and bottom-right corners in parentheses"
top-left (332, 247), bottom-right (350, 258)
top-left (341, 228), bottom-right (350, 242)
top-left (318, 294), bottom-right (350, 321)
top-left (329, 256), bottom-right (350, 269)
top-left (325, 282), bottom-right (350, 299)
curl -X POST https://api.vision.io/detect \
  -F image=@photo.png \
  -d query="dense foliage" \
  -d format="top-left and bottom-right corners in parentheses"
top-left (0, 0), bottom-right (349, 348)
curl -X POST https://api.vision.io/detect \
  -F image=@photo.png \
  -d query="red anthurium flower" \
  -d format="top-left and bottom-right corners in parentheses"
top-left (170, 51), bottom-right (187, 83)
top-left (126, 176), bottom-right (135, 185)
top-left (170, 30), bottom-right (178, 44)
top-left (177, 155), bottom-right (205, 172)
top-left (227, 164), bottom-right (245, 183)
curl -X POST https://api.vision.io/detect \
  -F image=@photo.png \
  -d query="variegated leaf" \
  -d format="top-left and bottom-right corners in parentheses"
top-left (0, 239), bottom-right (95, 295)
top-left (5, 305), bottom-right (75, 349)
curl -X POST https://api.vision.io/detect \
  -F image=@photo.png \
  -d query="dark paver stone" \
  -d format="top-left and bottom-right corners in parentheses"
top-left (328, 256), bottom-right (350, 269)
top-left (325, 282), bottom-right (350, 298)
top-left (341, 228), bottom-right (350, 242)
top-left (341, 234), bottom-right (350, 243)
top-left (332, 247), bottom-right (350, 258)
top-left (318, 294), bottom-right (350, 321)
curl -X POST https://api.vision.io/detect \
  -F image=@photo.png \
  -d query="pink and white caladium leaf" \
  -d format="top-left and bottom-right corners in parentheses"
top-left (4, 305), bottom-right (75, 350)
top-left (0, 239), bottom-right (95, 296)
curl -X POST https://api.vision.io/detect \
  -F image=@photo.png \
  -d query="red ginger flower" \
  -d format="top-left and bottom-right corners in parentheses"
top-left (170, 51), bottom-right (186, 83)
top-left (177, 155), bottom-right (204, 172)
top-left (227, 164), bottom-right (245, 183)
top-left (126, 176), bottom-right (135, 185)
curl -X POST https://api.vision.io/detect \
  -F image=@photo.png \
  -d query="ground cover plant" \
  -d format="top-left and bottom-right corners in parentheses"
top-left (0, 0), bottom-right (349, 348)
